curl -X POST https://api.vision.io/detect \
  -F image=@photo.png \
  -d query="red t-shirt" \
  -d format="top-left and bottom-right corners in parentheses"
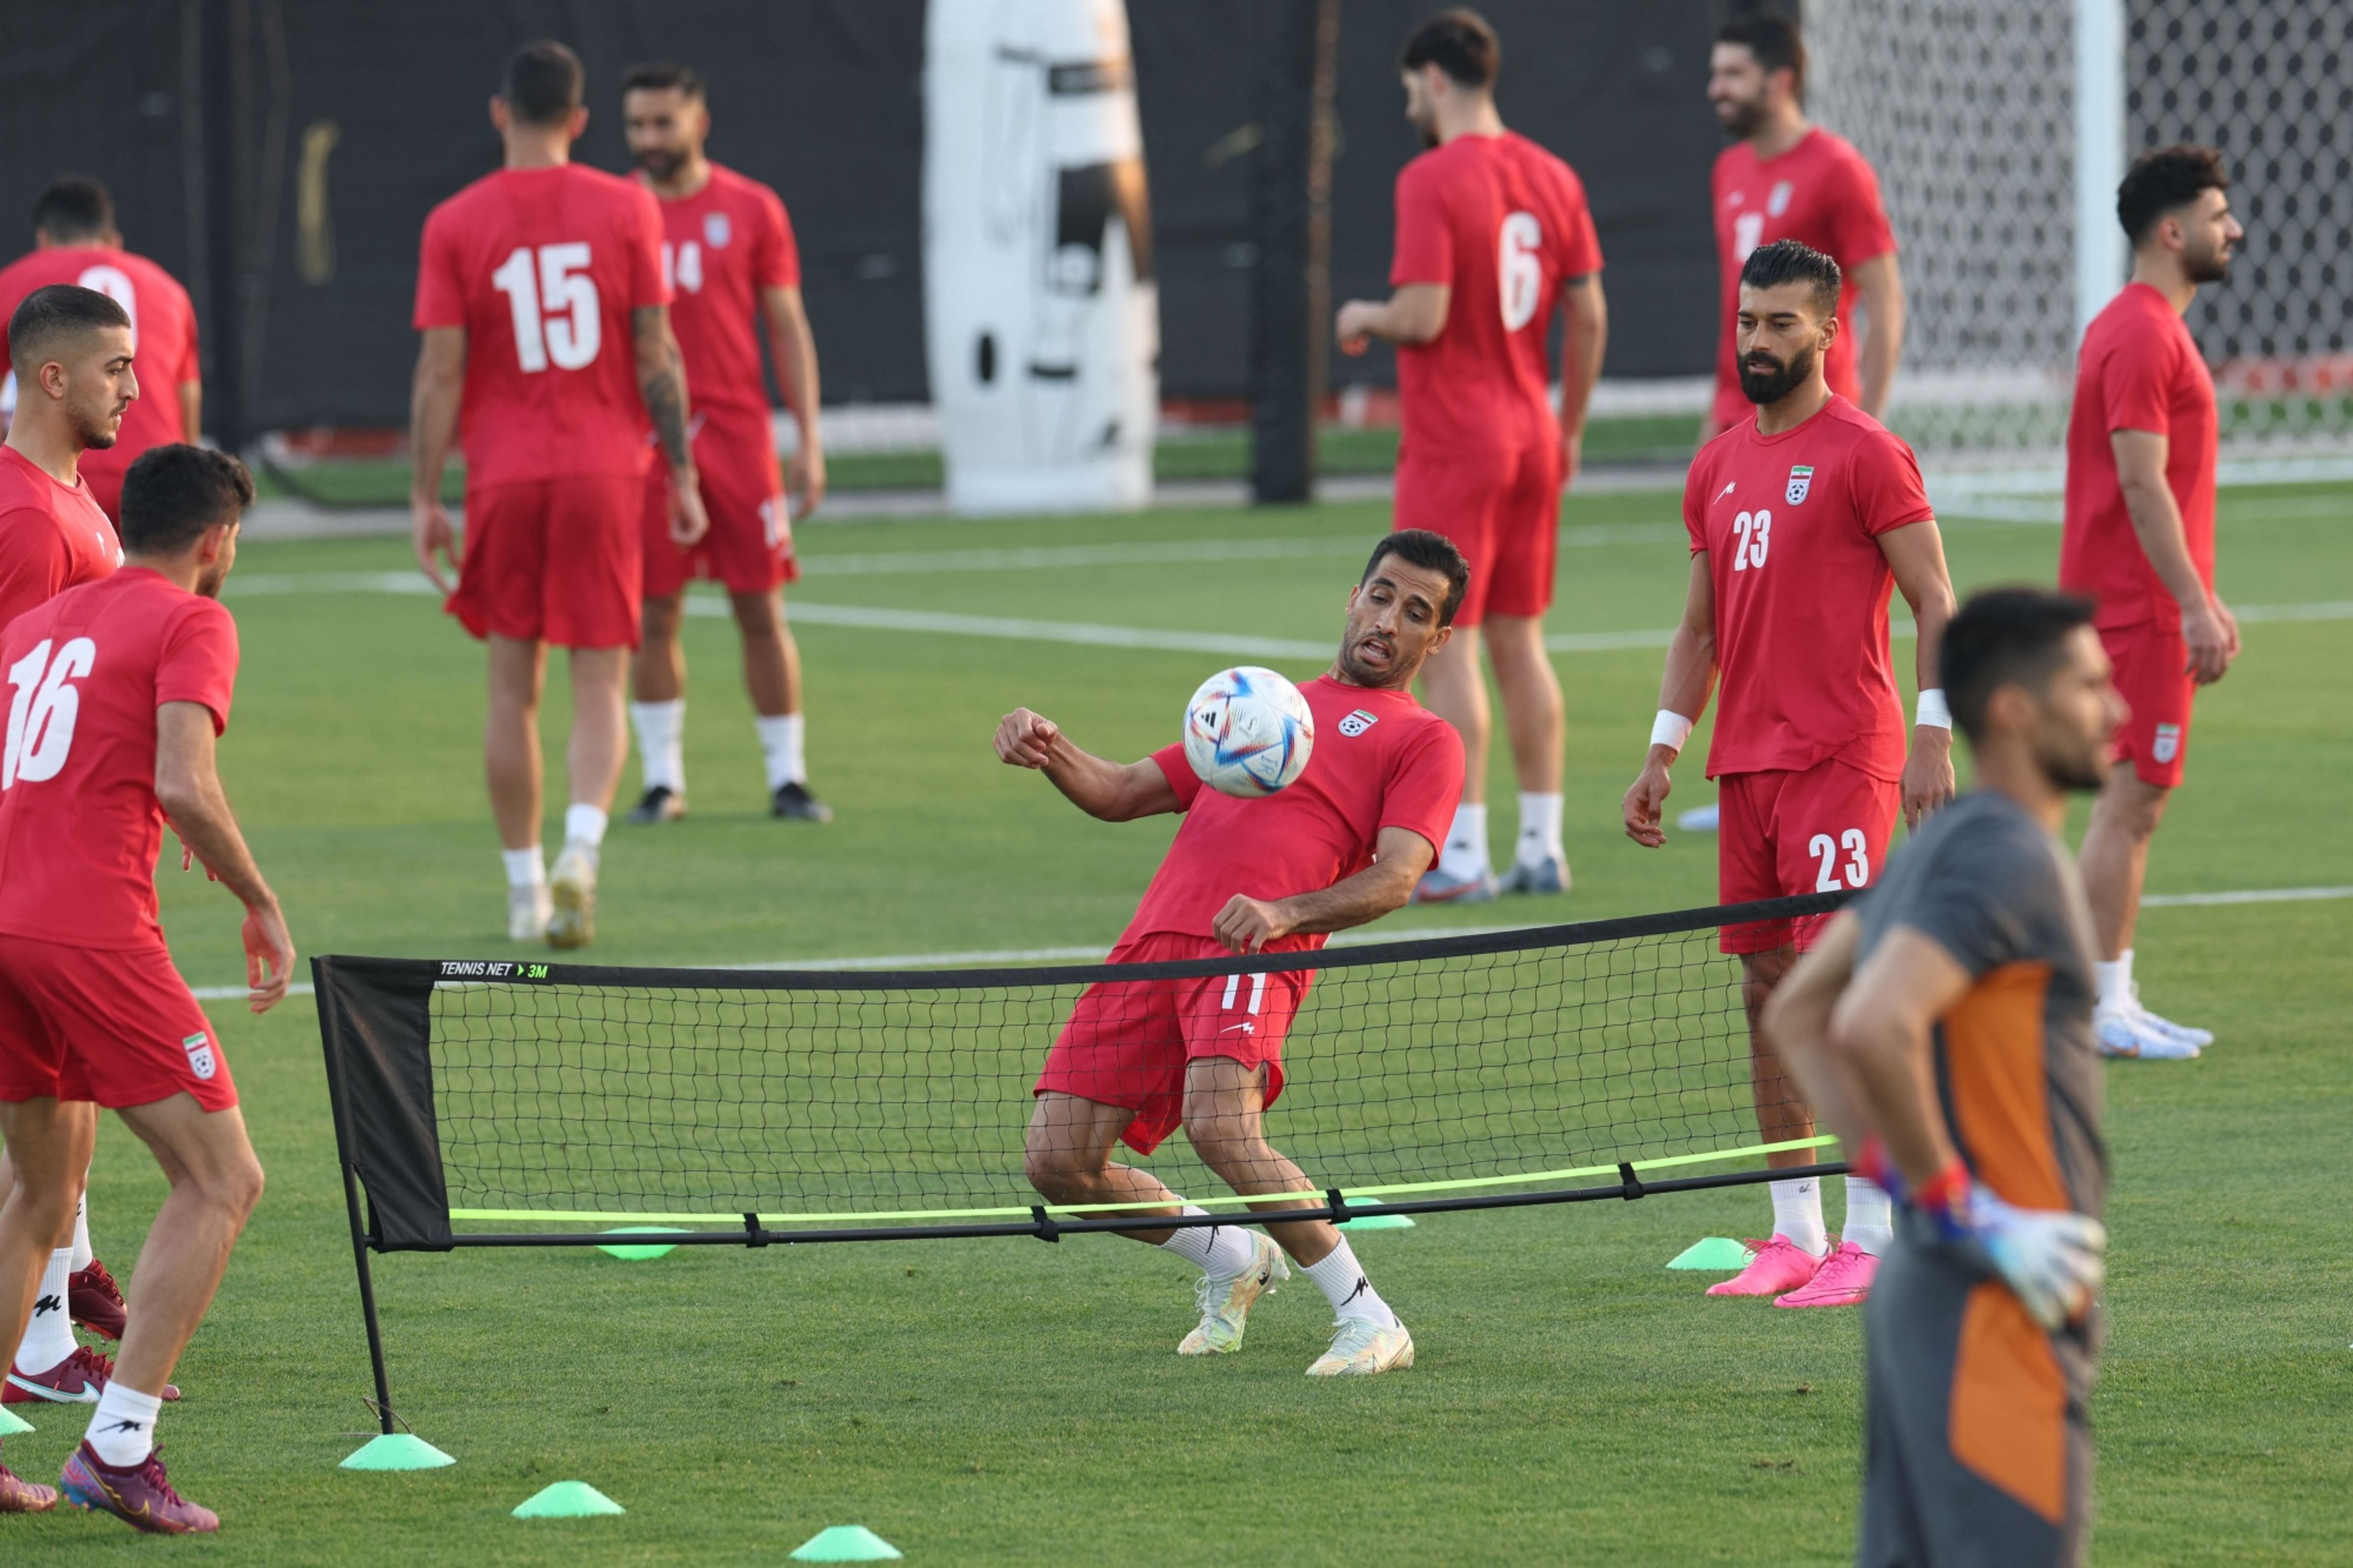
top-left (1710, 129), bottom-right (1897, 431)
top-left (1684, 397), bottom-right (1933, 781)
top-left (1124, 677), bottom-right (1464, 945)
top-left (0, 445), bottom-right (122, 629)
top-left (0, 568), bottom-right (238, 950)
top-left (653, 163), bottom-right (800, 420)
top-left (0, 246), bottom-right (201, 505)
top-left (2059, 282), bottom-right (2218, 632)
top-left (1389, 132), bottom-right (1603, 461)
top-left (412, 165), bottom-right (670, 487)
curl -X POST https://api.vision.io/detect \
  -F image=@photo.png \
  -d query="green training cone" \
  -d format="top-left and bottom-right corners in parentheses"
top-left (1666, 1236), bottom-right (1755, 1271)
top-left (790, 1524), bottom-right (904, 1561)
top-left (1337, 1198), bottom-right (1416, 1232)
top-left (513, 1480), bottom-right (625, 1518)
top-left (0, 1407), bottom-right (34, 1436)
top-left (597, 1226), bottom-right (690, 1261)
top-left (340, 1432), bottom-right (456, 1470)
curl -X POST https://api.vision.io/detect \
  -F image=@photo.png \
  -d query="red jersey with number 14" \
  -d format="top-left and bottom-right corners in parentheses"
top-left (0, 568), bottom-right (238, 950)
top-left (413, 164), bottom-right (669, 487)
top-left (1684, 397), bottom-right (1933, 782)
top-left (655, 163), bottom-right (801, 418)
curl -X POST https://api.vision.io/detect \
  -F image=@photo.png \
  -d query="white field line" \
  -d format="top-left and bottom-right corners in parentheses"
top-left (186, 886), bottom-right (2350, 999)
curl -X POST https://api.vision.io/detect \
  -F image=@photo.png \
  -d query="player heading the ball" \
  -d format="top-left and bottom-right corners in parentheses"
top-left (994, 531), bottom-right (1469, 1378)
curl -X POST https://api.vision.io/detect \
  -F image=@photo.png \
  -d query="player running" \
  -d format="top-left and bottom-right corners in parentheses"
top-left (0, 444), bottom-right (289, 1530)
top-left (998, 531), bottom-right (1468, 1378)
top-left (1701, 16), bottom-right (1904, 445)
top-left (619, 62), bottom-right (832, 827)
top-left (0, 177), bottom-right (203, 521)
top-left (0, 287), bottom-right (135, 1413)
top-left (1623, 240), bottom-right (1956, 1310)
top-left (1334, 9), bottom-right (1605, 903)
top-left (2062, 146), bottom-right (2243, 1062)
top-left (1765, 587), bottom-right (2119, 1567)
top-left (410, 40), bottom-right (708, 949)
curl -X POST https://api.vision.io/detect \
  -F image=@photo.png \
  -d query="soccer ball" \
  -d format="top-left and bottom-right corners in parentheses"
top-left (1183, 666), bottom-right (1315, 798)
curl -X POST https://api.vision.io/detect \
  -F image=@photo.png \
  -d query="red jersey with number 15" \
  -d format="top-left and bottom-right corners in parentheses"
top-left (0, 568), bottom-right (238, 950)
top-left (413, 164), bottom-right (669, 487)
top-left (654, 163), bottom-right (801, 418)
top-left (1684, 397), bottom-right (1933, 782)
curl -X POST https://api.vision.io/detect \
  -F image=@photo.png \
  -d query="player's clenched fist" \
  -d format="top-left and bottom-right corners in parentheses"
top-left (1213, 894), bottom-right (1294, 955)
top-left (1622, 757), bottom-right (1674, 848)
top-left (669, 469), bottom-right (712, 548)
top-left (994, 708), bottom-right (1063, 769)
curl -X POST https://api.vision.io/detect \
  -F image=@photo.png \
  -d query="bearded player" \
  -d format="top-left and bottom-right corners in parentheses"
top-left (2063, 146), bottom-right (2244, 1062)
top-left (999, 531), bottom-right (1468, 1378)
top-left (619, 63), bottom-right (832, 827)
top-left (410, 41), bottom-right (708, 949)
top-left (0, 444), bottom-right (289, 1530)
top-left (1623, 240), bottom-right (1956, 1310)
top-left (1335, 9), bottom-right (1605, 903)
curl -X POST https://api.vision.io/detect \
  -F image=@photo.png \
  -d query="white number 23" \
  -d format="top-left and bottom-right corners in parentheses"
top-left (1729, 508), bottom-right (1772, 571)
top-left (1810, 828), bottom-right (1870, 891)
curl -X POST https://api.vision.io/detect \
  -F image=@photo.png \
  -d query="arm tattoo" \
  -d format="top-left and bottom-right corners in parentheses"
top-left (635, 310), bottom-right (693, 469)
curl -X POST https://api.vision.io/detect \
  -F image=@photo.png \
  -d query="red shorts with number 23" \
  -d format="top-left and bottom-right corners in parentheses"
top-left (1716, 757), bottom-right (1899, 955)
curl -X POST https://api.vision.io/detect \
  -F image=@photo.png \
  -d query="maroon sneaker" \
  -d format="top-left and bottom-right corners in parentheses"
top-left (69, 1259), bottom-right (128, 1341)
top-left (0, 1442), bottom-right (58, 1513)
top-left (60, 1442), bottom-right (217, 1534)
top-left (3, 1345), bottom-right (178, 1404)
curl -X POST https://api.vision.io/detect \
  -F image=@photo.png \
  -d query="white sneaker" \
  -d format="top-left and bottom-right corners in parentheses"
top-left (1306, 1316), bottom-right (1414, 1377)
top-left (507, 884), bottom-right (552, 942)
top-left (2095, 1006), bottom-right (2200, 1060)
top-left (1178, 1232), bottom-right (1288, 1356)
top-left (2128, 983), bottom-right (2215, 1048)
top-left (546, 841), bottom-right (598, 950)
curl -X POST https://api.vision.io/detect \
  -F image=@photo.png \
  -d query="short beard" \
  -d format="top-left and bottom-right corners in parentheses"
top-left (1715, 98), bottom-right (1765, 140)
top-left (2185, 242), bottom-right (2233, 285)
top-left (73, 412), bottom-right (118, 451)
top-left (635, 148), bottom-right (685, 182)
top-left (1336, 640), bottom-right (1411, 689)
top-left (1739, 344), bottom-right (1816, 406)
top-left (2037, 738), bottom-right (2109, 793)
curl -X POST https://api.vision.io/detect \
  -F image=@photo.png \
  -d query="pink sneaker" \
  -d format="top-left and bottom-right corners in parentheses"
top-left (0, 1442), bottom-right (58, 1513)
top-left (1774, 1240), bottom-right (1879, 1308)
top-left (4, 1345), bottom-right (179, 1405)
top-left (59, 1442), bottom-right (218, 1534)
top-left (1705, 1236), bottom-right (1826, 1297)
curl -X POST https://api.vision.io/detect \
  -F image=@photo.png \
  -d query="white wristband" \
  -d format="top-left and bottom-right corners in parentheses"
top-left (1915, 688), bottom-right (1952, 730)
top-left (1650, 710), bottom-right (1695, 751)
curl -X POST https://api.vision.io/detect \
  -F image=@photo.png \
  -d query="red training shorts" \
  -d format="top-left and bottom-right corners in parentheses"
top-left (1035, 932), bottom-right (1317, 1156)
top-left (1391, 441), bottom-right (1562, 627)
top-left (0, 934), bottom-right (236, 1112)
top-left (642, 409), bottom-right (799, 599)
top-left (2101, 621), bottom-right (2192, 789)
top-left (1716, 757), bottom-right (1900, 955)
top-left (449, 475), bottom-right (644, 649)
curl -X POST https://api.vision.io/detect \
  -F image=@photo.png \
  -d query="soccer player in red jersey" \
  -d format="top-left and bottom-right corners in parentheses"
top-left (1623, 241), bottom-right (1957, 1311)
top-left (1701, 18), bottom-right (1904, 445)
top-left (2062, 146), bottom-right (2244, 1063)
top-left (0, 178), bottom-right (202, 522)
top-left (410, 41), bottom-right (708, 949)
top-left (1334, 10), bottom-right (1605, 903)
top-left (0, 444), bottom-right (289, 1531)
top-left (619, 62), bottom-right (832, 826)
top-left (998, 532), bottom-right (1468, 1378)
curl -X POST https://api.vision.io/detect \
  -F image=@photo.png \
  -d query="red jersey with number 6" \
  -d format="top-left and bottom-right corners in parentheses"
top-left (0, 568), bottom-right (238, 950)
top-left (413, 164), bottom-right (670, 487)
top-left (654, 163), bottom-right (800, 418)
top-left (1389, 132), bottom-right (1602, 461)
top-left (1683, 396), bottom-right (1933, 782)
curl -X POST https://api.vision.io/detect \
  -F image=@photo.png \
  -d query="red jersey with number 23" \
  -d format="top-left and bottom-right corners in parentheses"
top-left (1684, 397), bottom-right (1933, 782)
top-left (1125, 677), bottom-right (1463, 946)
top-left (0, 568), bottom-right (238, 950)
top-left (656, 163), bottom-right (801, 418)
top-left (412, 165), bottom-right (669, 487)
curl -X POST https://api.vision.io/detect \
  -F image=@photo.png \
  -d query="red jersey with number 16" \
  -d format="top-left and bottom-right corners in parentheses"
top-left (1683, 397), bottom-right (1933, 782)
top-left (0, 568), bottom-right (238, 950)
top-left (413, 165), bottom-right (670, 487)
top-left (655, 163), bottom-right (801, 418)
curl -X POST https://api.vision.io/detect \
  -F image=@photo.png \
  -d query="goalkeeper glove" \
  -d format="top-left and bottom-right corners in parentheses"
top-left (1854, 1137), bottom-right (2107, 1330)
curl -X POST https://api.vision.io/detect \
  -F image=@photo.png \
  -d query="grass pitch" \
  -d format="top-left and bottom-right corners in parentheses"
top-left (5, 480), bottom-right (2350, 1563)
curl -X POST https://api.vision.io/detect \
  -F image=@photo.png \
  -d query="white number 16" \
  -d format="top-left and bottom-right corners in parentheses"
top-left (3, 636), bottom-right (97, 788)
top-left (1810, 828), bottom-right (1869, 891)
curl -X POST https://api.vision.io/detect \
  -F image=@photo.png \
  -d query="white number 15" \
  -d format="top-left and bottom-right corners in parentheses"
top-left (491, 243), bottom-right (601, 373)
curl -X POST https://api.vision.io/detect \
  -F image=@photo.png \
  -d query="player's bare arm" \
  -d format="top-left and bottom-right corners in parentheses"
top-left (992, 708), bottom-right (1182, 821)
top-left (1877, 519), bottom-right (1958, 827)
top-left (1334, 283), bottom-right (1450, 355)
top-left (1212, 825), bottom-right (1436, 955)
top-left (759, 283), bottom-right (825, 517)
top-left (178, 380), bottom-right (202, 444)
top-left (1623, 553), bottom-right (1718, 846)
top-left (156, 701), bottom-right (294, 1013)
top-left (407, 325), bottom-right (466, 592)
top-left (1557, 273), bottom-right (1607, 481)
top-left (633, 304), bottom-right (709, 548)
top-left (1847, 254), bottom-right (1905, 420)
top-left (2112, 428), bottom-right (2238, 683)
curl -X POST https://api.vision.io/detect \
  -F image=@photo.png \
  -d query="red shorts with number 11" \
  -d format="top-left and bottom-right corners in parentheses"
top-left (1716, 757), bottom-right (1899, 955)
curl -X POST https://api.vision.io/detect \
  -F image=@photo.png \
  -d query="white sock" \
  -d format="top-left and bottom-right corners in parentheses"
top-left (1842, 1176), bottom-right (1894, 1256)
top-left (501, 847), bottom-right (545, 891)
top-left (1301, 1236), bottom-right (1398, 1327)
top-left (630, 699), bottom-right (687, 794)
top-left (1157, 1207), bottom-right (1258, 1276)
top-left (13, 1248), bottom-right (78, 1375)
top-left (2094, 951), bottom-right (2133, 1013)
top-left (754, 713), bottom-right (807, 791)
top-left (1769, 1177), bottom-right (1830, 1258)
top-left (70, 1187), bottom-right (93, 1271)
top-left (1439, 803), bottom-right (1490, 881)
top-left (85, 1380), bottom-right (164, 1468)
top-left (1513, 791), bottom-right (1564, 866)
top-left (564, 804), bottom-right (609, 849)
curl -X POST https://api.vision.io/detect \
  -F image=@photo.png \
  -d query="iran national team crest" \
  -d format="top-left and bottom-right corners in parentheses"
top-left (182, 1031), bottom-right (217, 1082)
top-left (1338, 709), bottom-right (1378, 738)
top-left (1767, 180), bottom-right (1794, 217)
top-left (2152, 723), bottom-right (2181, 764)
top-left (704, 212), bottom-right (732, 249)
top-left (1785, 465), bottom-right (1814, 505)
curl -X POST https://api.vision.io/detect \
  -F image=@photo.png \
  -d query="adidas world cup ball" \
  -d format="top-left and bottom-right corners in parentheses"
top-left (1183, 666), bottom-right (1315, 798)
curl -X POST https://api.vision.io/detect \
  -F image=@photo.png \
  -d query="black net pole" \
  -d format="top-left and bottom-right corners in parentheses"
top-left (1246, 0), bottom-right (1340, 504)
top-left (338, 1153), bottom-right (399, 1436)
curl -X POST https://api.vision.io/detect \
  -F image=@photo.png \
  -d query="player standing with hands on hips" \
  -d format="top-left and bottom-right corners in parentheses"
top-left (2062, 146), bottom-right (2243, 1061)
top-left (1623, 240), bottom-right (1956, 1312)
top-left (1335, 8), bottom-right (1606, 903)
